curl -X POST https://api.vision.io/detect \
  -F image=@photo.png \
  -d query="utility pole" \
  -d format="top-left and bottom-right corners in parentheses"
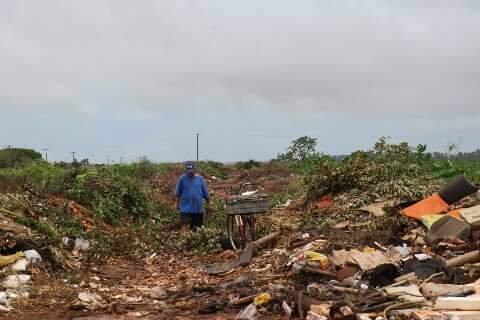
top-left (41, 148), bottom-right (49, 163)
top-left (107, 156), bottom-right (110, 165)
top-left (70, 151), bottom-right (76, 163)
top-left (196, 133), bottom-right (200, 162)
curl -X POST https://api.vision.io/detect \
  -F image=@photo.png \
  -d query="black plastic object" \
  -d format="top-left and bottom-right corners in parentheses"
top-left (403, 258), bottom-right (444, 279)
top-left (438, 175), bottom-right (479, 205)
top-left (369, 264), bottom-right (400, 288)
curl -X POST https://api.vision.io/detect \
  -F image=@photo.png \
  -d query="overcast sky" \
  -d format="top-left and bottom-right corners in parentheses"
top-left (1, 1), bottom-right (479, 163)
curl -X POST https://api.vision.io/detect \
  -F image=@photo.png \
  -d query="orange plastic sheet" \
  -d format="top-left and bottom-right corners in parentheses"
top-left (401, 194), bottom-right (449, 220)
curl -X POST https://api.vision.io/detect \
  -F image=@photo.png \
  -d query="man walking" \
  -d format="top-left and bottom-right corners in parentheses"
top-left (175, 161), bottom-right (211, 230)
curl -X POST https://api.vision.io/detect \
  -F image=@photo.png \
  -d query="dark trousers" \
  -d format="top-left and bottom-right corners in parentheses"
top-left (180, 213), bottom-right (204, 230)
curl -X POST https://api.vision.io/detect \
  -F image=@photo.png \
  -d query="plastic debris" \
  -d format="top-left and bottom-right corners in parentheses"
top-left (0, 252), bottom-right (25, 267)
top-left (0, 292), bottom-right (7, 306)
top-left (369, 264), bottom-right (400, 288)
top-left (10, 258), bottom-right (30, 272)
top-left (253, 292), bottom-right (272, 306)
top-left (2, 275), bottom-right (31, 289)
top-left (74, 238), bottom-right (90, 251)
top-left (236, 303), bottom-right (258, 320)
top-left (282, 301), bottom-right (292, 316)
top-left (304, 251), bottom-right (329, 268)
top-left (23, 250), bottom-right (42, 264)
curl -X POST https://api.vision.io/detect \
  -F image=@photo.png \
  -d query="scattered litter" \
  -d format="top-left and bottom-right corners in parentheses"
top-left (306, 311), bottom-right (328, 320)
top-left (310, 303), bottom-right (331, 318)
top-left (401, 194), bottom-right (449, 220)
top-left (0, 252), bottom-right (25, 267)
top-left (350, 249), bottom-right (389, 270)
top-left (421, 283), bottom-right (475, 298)
top-left (10, 258), bottom-right (30, 272)
top-left (384, 285), bottom-right (425, 302)
top-left (369, 264), bottom-right (400, 288)
top-left (253, 292), bottom-right (272, 306)
top-left (282, 199), bottom-right (292, 208)
top-left (387, 246), bottom-right (411, 261)
top-left (459, 205), bottom-right (480, 227)
top-left (438, 175), bottom-right (479, 205)
top-left (74, 238), bottom-right (90, 252)
top-left (426, 215), bottom-right (471, 244)
top-left (282, 301), bottom-right (292, 316)
top-left (359, 200), bottom-right (397, 217)
top-left (403, 258), bottom-right (444, 279)
top-left (23, 250), bottom-right (42, 264)
top-left (236, 303), bottom-right (258, 320)
top-left (149, 286), bottom-right (167, 299)
top-left (414, 253), bottom-right (431, 261)
top-left (73, 292), bottom-right (106, 311)
top-left (2, 275), bottom-right (31, 289)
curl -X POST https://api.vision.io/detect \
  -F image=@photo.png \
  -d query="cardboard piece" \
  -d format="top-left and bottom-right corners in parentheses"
top-left (460, 205), bottom-right (480, 227)
top-left (350, 250), bottom-right (389, 271)
top-left (384, 285), bottom-right (425, 302)
top-left (330, 249), bottom-right (356, 266)
top-left (359, 200), bottom-right (397, 217)
top-left (426, 215), bottom-right (471, 244)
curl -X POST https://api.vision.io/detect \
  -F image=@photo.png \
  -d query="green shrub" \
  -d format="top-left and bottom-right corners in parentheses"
top-left (197, 160), bottom-right (228, 179)
top-left (71, 168), bottom-right (151, 224)
top-left (305, 137), bottom-right (439, 208)
top-left (0, 148), bottom-right (42, 168)
top-left (429, 160), bottom-right (480, 182)
top-left (235, 160), bottom-right (262, 171)
top-left (111, 157), bottom-right (158, 180)
top-left (0, 161), bottom-right (73, 193)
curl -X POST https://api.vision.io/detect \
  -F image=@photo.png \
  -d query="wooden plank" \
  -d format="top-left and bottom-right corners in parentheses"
top-left (444, 311), bottom-right (480, 320)
top-left (434, 294), bottom-right (480, 311)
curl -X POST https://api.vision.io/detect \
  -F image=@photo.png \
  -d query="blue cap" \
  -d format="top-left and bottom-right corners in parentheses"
top-left (185, 161), bottom-right (196, 171)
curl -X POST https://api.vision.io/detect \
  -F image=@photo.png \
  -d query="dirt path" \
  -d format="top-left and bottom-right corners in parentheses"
top-left (1, 252), bottom-right (266, 320)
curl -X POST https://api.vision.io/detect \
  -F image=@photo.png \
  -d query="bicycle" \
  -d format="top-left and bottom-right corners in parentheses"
top-left (214, 183), bottom-right (269, 251)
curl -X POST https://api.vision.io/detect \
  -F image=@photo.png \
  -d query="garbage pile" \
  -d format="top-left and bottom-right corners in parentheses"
top-left (0, 194), bottom-right (92, 313)
top-left (0, 249), bottom-right (42, 312)
top-left (196, 175), bottom-right (480, 320)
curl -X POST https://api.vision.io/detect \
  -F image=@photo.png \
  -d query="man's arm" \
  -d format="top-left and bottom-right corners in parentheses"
top-left (174, 178), bottom-right (183, 211)
top-left (201, 178), bottom-right (212, 215)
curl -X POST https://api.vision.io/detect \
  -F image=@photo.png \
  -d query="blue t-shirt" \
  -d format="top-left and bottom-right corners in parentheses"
top-left (175, 174), bottom-right (209, 214)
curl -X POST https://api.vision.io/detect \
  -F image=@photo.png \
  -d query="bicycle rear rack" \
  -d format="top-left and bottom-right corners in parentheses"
top-left (226, 194), bottom-right (269, 215)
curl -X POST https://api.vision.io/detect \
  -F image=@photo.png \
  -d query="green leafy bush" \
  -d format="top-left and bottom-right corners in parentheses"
top-left (0, 148), bottom-right (42, 168)
top-left (197, 160), bottom-right (228, 179)
top-left (305, 137), bottom-right (439, 208)
top-left (71, 168), bottom-right (151, 223)
top-left (112, 157), bottom-right (158, 180)
top-left (429, 160), bottom-right (480, 182)
top-left (235, 160), bottom-right (262, 171)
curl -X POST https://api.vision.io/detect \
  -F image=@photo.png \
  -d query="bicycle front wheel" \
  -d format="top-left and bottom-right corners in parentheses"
top-left (227, 214), bottom-right (255, 251)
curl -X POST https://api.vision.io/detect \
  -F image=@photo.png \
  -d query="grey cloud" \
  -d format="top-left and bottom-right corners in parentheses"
top-left (1, 1), bottom-right (479, 161)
